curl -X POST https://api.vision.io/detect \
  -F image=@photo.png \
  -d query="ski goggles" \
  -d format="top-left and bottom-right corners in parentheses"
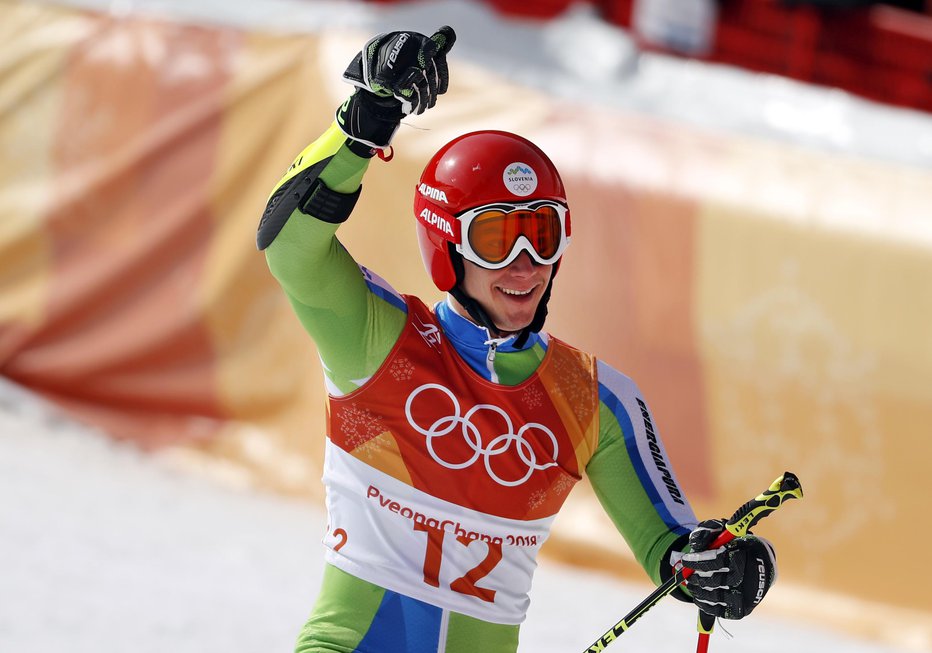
top-left (416, 195), bottom-right (571, 270)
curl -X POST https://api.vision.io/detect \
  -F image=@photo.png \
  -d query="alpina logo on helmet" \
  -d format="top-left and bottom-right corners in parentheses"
top-left (502, 162), bottom-right (538, 197)
top-left (418, 207), bottom-right (455, 237)
top-left (418, 183), bottom-right (449, 204)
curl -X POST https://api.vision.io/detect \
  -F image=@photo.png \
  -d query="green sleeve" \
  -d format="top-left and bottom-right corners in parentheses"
top-left (263, 123), bottom-right (408, 393)
top-left (585, 365), bottom-right (697, 587)
top-left (585, 408), bottom-right (684, 585)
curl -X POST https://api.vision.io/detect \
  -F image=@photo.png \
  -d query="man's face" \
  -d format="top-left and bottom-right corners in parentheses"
top-left (455, 252), bottom-right (554, 335)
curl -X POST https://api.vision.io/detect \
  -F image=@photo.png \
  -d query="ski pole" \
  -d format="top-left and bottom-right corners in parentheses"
top-left (581, 471), bottom-right (803, 653)
top-left (696, 611), bottom-right (716, 653)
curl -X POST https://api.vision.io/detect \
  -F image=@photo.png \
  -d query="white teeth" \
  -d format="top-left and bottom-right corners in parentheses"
top-left (500, 287), bottom-right (532, 296)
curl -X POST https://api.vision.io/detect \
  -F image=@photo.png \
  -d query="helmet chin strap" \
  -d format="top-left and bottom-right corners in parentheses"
top-left (520, 278), bottom-right (551, 347)
top-left (448, 247), bottom-right (553, 349)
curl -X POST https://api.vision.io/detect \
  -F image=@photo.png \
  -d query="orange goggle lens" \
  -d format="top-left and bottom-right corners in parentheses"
top-left (466, 205), bottom-right (564, 265)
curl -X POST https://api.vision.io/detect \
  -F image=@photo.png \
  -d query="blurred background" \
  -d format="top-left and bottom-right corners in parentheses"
top-left (1, 0), bottom-right (930, 651)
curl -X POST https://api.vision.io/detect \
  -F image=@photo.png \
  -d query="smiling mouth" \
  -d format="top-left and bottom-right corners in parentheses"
top-left (498, 286), bottom-right (535, 297)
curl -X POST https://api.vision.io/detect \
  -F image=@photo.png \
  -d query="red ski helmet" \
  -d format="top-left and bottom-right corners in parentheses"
top-left (413, 130), bottom-right (571, 292)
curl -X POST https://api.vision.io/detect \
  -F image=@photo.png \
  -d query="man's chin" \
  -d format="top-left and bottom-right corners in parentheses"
top-left (492, 315), bottom-right (535, 336)
top-left (483, 298), bottom-right (540, 336)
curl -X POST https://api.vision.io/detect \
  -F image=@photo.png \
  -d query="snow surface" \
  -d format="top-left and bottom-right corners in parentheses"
top-left (0, 379), bottom-right (917, 653)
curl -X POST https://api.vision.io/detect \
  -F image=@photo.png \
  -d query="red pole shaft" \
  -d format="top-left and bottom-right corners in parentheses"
top-left (687, 529), bottom-right (736, 652)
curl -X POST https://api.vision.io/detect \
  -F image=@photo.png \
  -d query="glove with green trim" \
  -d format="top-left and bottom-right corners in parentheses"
top-left (336, 26), bottom-right (456, 155)
top-left (673, 518), bottom-right (778, 620)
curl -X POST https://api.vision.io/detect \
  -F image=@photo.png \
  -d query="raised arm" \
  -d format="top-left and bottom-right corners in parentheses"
top-left (257, 27), bottom-right (455, 394)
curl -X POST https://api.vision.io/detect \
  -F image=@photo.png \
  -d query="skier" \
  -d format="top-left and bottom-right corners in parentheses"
top-left (258, 25), bottom-right (777, 653)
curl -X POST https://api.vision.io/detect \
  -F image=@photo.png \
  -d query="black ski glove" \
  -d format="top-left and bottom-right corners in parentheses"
top-left (674, 519), bottom-right (777, 620)
top-left (336, 26), bottom-right (456, 155)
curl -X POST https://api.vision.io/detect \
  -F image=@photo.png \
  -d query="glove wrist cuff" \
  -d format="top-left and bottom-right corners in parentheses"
top-left (336, 90), bottom-right (403, 151)
top-left (661, 533), bottom-right (692, 604)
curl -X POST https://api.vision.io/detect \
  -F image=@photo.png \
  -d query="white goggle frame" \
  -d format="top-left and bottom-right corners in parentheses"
top-left (455, 199), bottom-right (571, 270)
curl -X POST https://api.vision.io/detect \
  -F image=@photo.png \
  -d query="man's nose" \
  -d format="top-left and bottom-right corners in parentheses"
top-left (508, 250), bottom-right (535, 274)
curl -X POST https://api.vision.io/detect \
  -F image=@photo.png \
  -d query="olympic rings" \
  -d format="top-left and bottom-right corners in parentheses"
top-left (404, 383), bottom-right (559, 487)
